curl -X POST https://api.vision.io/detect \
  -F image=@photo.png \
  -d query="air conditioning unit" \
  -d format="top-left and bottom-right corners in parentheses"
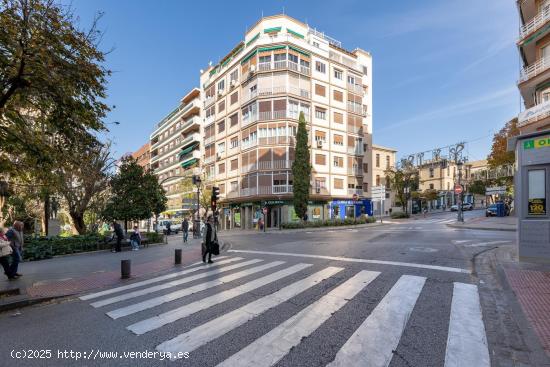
top-left (316, 140), bottom-right (323, 148)
top-left (230, 79), bottom-right (238, 88)
top-left (250, 64), bottom-right (257, 73)
top-left (217, 89), bottom-right (224, 96)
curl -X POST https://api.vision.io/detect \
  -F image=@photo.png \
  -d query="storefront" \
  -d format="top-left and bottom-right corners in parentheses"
top-left (330, 199), bottom-right (373, 220)
top-left (509, 131), bottom-right (550, 263)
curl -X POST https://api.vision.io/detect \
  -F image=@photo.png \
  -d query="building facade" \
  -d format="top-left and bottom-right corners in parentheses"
top-left (131, 142), bottom-right (151, 171)
top-left (371, 144), bottom-right (397, 215)
top-left (199, 15), bottom-right (372, 230)
top-left (150, 88), bottom-right (202, 218)
top-left (517, 0), bottom-right (550, 133)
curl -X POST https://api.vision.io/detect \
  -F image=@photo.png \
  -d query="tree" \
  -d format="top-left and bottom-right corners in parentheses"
top-left (291, 111), bottom-right (311, 220)
top-left (385, 165), bottom-right (419, 211)
top-left (54, 143), bottom-right (113, 234)
top-left (468, 180), bottom-right (486, 196)
top-left (0, 0), bottom-right (111, 173)
top-left (487, 118), bottom-right (519, 169)
top-left (102, 157), bottom-right (167, 231)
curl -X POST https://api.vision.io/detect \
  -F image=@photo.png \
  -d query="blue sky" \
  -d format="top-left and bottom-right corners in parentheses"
top-left (68, 0), bottom-right (519, 162)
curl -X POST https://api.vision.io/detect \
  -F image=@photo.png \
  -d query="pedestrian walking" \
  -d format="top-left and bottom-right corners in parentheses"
top-left (111, 221), bottom-right (124, 252)
top-left (0, 228), bottom-right (14, 280)
top-left (166, 221), bottom-right (171, 235)
top-left (5, 221), bottom-right (24, 279)
top-left (182, 218), bottom-right (189, 243)
top-left (129, 226), bottom-right (141, 251)
top-left (202, 215), bottom-right (218, 264)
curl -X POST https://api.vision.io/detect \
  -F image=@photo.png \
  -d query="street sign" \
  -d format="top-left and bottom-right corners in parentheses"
top-left (371, 186), bottom-right (386, 201)
top-left (454, 184), bottom-right (463, 194)
top-left (485, 186), bottom-right (506, 195)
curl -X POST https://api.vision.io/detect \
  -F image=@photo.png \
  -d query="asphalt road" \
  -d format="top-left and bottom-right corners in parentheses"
top-left (1, 211), bottom-right (548, 367)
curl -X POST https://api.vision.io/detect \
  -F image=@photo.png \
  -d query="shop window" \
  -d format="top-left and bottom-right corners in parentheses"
top-left (528, 169), bottom-right (547, 216)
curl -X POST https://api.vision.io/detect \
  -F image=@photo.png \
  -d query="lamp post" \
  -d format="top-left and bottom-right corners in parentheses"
top-left (457, 160), bottom-right (464, 223)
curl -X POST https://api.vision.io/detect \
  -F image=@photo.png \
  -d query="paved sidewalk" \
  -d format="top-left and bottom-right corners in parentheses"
top-left (446, 215), bottom-right (517, 231)
top-left (0, 236), bottom-right (202, 311)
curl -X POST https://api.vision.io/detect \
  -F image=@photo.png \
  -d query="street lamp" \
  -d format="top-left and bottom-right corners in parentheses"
top-left (457, 160), bottom-right (464, 223)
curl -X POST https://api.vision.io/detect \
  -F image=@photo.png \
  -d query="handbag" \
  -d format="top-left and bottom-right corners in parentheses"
top-left (211, 232), bottom-right (220, 255)
top-left (0, 240), bottom-right (13, 257)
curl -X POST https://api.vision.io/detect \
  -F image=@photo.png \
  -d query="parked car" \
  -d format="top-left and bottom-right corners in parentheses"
top-left (486, 204), bottom-right (498, 217)
top-left (450, 203), bottom-right (473, 212)
top-left (158, 220), bottom-right (181, 234)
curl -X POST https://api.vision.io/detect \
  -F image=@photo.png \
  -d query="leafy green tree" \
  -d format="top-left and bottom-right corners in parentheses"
top-left (291, 112), bottom-right (311, 221)
top-left (385, 165), bottom-right (419, 212)
top-left (102, 157), bottom-right (167, 231)
top-left (487, 118), bottom-right (519, 169)
top-left (0, 0), bottom-right (110, 173)
top-left (468, 180), bottom-right (486, 196)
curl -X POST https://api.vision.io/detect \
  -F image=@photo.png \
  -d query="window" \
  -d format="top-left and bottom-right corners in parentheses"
top-left (230, 91), bottom-right (238, 105)
top-left (333, 90), bottom-right (343, 102)
top-left (313, 41), bottom-right (320, 48)
top-left (333, 156), bottom-right (343, 167)
top-left (528, 169), bottom-right (547, 216)
top-left (429, 167), bottom-right (434, 178)
top-left (218, 100), bottom-right (225, 113)
top-left (315, 107), bottom-right (326, 120)
top-left (229, 113), bottom-right (238, 127)
top-left (259, 55), bottom-right (271, 63)
top-left (218, 120), bottom-right (225, 133)
top-left (217, 142), bottom-right (225, 153)
top-left (376, 175), bottom-right (380, 186)
top-left (315, 84), bottom-right (326, 97)
top-left (230, 136), bottom-right (239, 148)
top-left (386, 155), bottom-right (390, 169)
top-left (334, 112), bottom-right (343, 124)
top-left (362, 65), bottom-right (368, 75)
top-left (218, 163), bottom-right (225, 174)
top-left (429, 183), bottom-right (434, 190)
top-left (217, 80), bottom-right (225, 92)
top-left (334, 68), bottom-right (343, 80)
top-left (363, 143), bottom-right (368, 152)
top-left (314, 130), bottom-right (326, 142)
top-left (315, 61), bottom-right (326, 73)
top-left (288, 53), bottom-right (298, 63)
top-left (315, 154), bottom-right (326, 165)
top-left (230, 181), bottom-right (238, 192)
top-left (347, 75), bottom-right (356, 85)
top-left (274, 53), bottom-right (286, 61)
top-left (219, 183), bottom-right (225, 194)
top-left (230, 159), bottom-right (238, 171)
top-left (333, 134), bottom-right (343, 146)
top-left (334, 178), bottom-right (344, 189)
top-left (376, 154), bottom-right (380, 168)
top-left (363, 163), bottom-right (368, 173)
top-left (230, 69), bottom-right (239, 82)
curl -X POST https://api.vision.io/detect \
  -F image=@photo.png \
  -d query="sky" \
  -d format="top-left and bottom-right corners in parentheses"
top-left (67, 0), bottom-right (520, 162)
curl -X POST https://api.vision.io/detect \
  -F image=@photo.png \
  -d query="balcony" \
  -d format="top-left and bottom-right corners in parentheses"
top-left (347, 188), bottom-right (363, 196)
top-left (312, 187), bottom-right (329, 195)
top-left (347, 146), bottom-right (363, 156)
top-left (241, 160), bottom-right (292, 174)
top-left (347, 167), bottom-right (362, 176)
top-left (203, 155), bottom-right (215, 165)
top-left (347, 102), bottom-right (364, 115)
top-left (239, 185), bottom-right (293, 197)
top-left (181, 116), bottom-right (200, 134)
top-left (257, 60), bottom-right (311, 76)
top-left (518, 99), bottom-right (550, 127)
top-left (204, 135), bottom-right (216, 145)
top-left (519, 56), bottom-right (550, 83)
top-left (347, 83), bottom-right (363, 95)
top-left (241, 138), bottom-right (258, 150)
top-left (258, 136), bottom-right (296, 145)
top-left (244, 86), bottom-right (310, 103)
top-left (204, 96), bottom-right (215, 108)
top-left (520, 8), bottom-right (550, 41)
top-left (179, 149), bottom-right (201, 164)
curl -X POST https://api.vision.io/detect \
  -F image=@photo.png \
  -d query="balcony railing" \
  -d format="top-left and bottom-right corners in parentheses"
top-left (347, 167), bottom-right (362, 176)
top-left (241, 160), bottom-right (292, 173)
top-left (312, 187), bottom-right (329, 195)
top-left (347, 102), bottom-right (363, 115)
top-left (204, 135), bottom-right (216, 145)
top-left (518, 99), bottom-right (550, 127)
top-left (519, 56), bottom-right (550, 83)
top-left (347, 188), bottom-right (363, 196)
top-left (203, 96), bottom-right (215, 108)
top-left (203, 155), bottom-right (215, 165)
top-left (241, 138), bottom-right (258, 150)
top-left (258, 136), bottom-right (296, 145)
top-left (347, 83), bottom-right (363, 95)
top-left (257, 60), bottom-right (311, 76)
top-left (239, 185), bottom-right (293, 197)
top-left (520, 8), bottom-right (550, 40)
top-left (347, 146), bottom-right (363, 155)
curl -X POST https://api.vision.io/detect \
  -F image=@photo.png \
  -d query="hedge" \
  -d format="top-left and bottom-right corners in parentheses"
top-left (22, 232), bottom-right (165, 261)
top-left (281, 216), bottom-right (376, 229)
top-left (390, 212), bottom-right (410, 219)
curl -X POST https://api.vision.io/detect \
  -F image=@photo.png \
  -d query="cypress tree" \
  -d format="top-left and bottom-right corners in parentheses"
top-left (292, 111), bottom-right (311, 221)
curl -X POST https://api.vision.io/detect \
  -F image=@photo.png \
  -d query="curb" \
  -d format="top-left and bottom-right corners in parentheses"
top-left (0, 294), bottom-right (69, 313)
top-left (446, 223), bottom-right (516, 232)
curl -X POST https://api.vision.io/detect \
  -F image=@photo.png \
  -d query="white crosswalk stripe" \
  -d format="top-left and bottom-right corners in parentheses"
top-left (156, 266), bottom-right (345, 357)
top-left (80, 256), bottom-right (490, 366)
top-left (328, 275), bottom-right (426, 367)
top-left (90, 258), bottom-right (263, 307)
top-left (216, 270), bottom-right (379, 367)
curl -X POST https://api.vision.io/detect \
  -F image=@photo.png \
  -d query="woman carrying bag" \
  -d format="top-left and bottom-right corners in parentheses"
top-left (202, 215), bottom-right (219, 264)
top-left (0, 228), bottom-right (14, 280)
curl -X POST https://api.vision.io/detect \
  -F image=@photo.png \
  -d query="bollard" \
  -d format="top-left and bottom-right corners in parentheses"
top-left (175, 249), bottom-right (182, 265)
top-left (164, 234), bottom-right (168, 244)
top-left (121, 259), bottom-right (131, 279)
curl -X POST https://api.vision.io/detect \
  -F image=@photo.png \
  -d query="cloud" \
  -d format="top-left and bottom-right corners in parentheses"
top-left (377, 86), bottom-right (517, 132)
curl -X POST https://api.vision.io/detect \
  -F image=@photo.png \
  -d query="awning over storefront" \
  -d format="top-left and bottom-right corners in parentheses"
top-left (181, 158), bottom-right (198, 168)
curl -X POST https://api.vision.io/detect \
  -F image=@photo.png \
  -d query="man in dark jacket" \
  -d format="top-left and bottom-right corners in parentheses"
top-left (202, 216), bottom-right (216, 264)
top-left (112, 221), bottom-right (124, 252)
top-left (5, 221), bottom-right (24, 278)
top-left (182, 218), bottom-right (189, 243)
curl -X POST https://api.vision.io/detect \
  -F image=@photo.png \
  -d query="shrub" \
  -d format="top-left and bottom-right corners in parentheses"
top-left (390, 212), bottom-right (410, 219)
top-left (280, 216), bottom-right (375, 230)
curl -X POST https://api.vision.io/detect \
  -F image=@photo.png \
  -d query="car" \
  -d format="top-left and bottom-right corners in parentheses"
top-left (158, 220), bottom-right (181, 234)
top-left (450, 203), bottom-right (473, 212)
top-left (450, 204), bottom-right (458, 212)
top-left (486, 204), bottom-right (498, 217)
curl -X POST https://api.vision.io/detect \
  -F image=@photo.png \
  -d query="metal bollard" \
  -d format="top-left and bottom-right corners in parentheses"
top-left (164, 234), bottom-right (168, 244)
top-left (175, 249), bottom-right (182, 265)
top-left (121, 259), bottom-right (131, 279)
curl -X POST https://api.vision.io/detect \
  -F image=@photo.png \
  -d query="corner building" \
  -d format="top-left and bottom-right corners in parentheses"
top-left (200, 15), bottom-right (372, 230)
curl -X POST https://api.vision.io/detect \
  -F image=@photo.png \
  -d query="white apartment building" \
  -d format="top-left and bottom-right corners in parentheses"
top-left (371, 144), bottom-right (397, 215)
top-left (199, 14), bottom-right (373, 230)
top-left (149, 88), bottom-right (201, 217)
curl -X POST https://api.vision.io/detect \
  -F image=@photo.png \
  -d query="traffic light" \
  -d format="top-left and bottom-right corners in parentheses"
top-left (211, 186), bottom-right (220, 211)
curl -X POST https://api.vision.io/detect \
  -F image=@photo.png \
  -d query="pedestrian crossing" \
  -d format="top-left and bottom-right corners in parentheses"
top-left (79, 256), bottom-right (490, 366)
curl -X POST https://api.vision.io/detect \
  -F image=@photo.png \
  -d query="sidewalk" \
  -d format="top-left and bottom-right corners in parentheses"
top-left (0, 235), bottom-right (202, 312)
top-left (446, 215), bottom-right (517, 231)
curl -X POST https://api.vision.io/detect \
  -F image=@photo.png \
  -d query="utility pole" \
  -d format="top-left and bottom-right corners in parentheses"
top-left (457, 161), bottom-right (464, 222)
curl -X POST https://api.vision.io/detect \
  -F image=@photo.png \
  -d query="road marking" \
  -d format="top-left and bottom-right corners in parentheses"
top-left (409, 247), bottom-right (438, 253)
top-left (444, 283), bottom-right (490, 367)
top-left (216, 270), bottom-right (378, 367)
top-left (451, 240), bottom-right (471, 244)
top-left (463, 240), bottom-right (511, 247)
top-left (228, 250), bottom-right (470, 274)
top-left (156, 266), bottom-right (347, 357)
top-left (107, 261), bottom-right (285, 319)
top-left (327, 275), bottom-right (426, 367)
top-left (128, 263), bottom-right (313, 335)
top-left (79, 256), bottom-right (234, 300)
top-left (90, 259), bottom-right (263, 308)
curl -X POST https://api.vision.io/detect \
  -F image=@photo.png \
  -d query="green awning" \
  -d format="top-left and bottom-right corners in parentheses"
top-left (288, 45), bottom-right (310, 57)
top-left (222, 57), bottom-right (232, 67)
top-left (178, 143), bottom-right (199, 157)
top-left (258, 45), bottom-right (286, 52)
top-left (181, 158), bottom-right (198, 168)
top-left (246, 33), bottom-right (260, 47)
top-left (264, 27), bottom-right (281, 33)
top-left (209, 67), bottom-right (218, 76)
top-left (287, 28), bottom-right (304, 39)
top-left (241, 49), bottom-right (257, 64)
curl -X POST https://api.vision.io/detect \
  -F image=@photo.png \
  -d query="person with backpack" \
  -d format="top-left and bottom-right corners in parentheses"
top-left (129, 226), bottom-right (141, 251)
